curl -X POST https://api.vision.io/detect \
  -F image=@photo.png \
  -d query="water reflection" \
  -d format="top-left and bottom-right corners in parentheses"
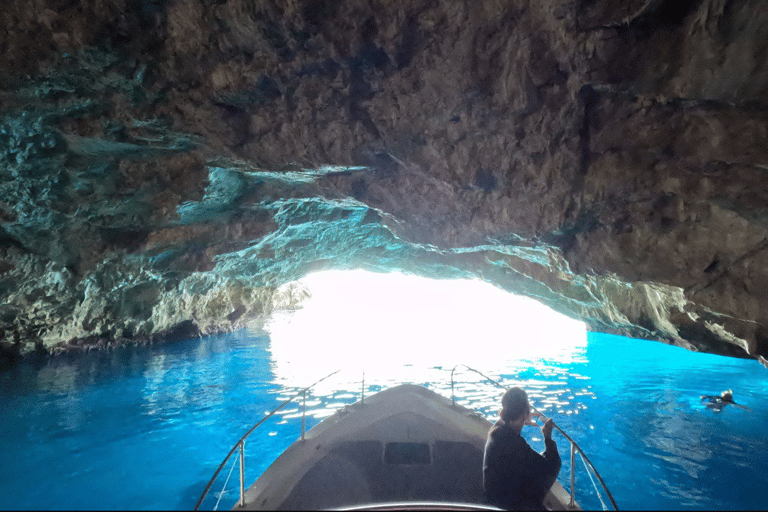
top-left (262, 270), bottom-right (588, 409)
top-left (3, 324), bottom-right (768, 510)
top-left (261, 310), bottom-right (594, 426)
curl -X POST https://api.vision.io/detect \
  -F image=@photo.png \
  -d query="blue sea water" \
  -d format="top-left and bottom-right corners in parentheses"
top-left (1, 329), bottom-right (767, 511)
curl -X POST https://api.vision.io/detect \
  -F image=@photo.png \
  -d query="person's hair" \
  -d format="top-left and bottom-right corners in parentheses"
top-left (500, 387), bottom-right (530, 424)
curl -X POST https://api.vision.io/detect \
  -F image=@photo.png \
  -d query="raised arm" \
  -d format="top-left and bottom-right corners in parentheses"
top-left (517, 418), bottom-right (562, 502)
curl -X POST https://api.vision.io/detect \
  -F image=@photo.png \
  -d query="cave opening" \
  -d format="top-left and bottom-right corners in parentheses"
top-left (263, 269), bottom-right (587, 387)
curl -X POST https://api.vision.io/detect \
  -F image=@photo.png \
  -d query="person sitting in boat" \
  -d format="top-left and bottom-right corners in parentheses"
top-left (700, 389), bottom-right (751, 412)
top-left (483, 387), bottom-right (562, 510)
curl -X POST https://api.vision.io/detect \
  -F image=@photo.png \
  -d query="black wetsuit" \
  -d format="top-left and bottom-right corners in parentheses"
top-left (483, 420), bottom-right (562, 510)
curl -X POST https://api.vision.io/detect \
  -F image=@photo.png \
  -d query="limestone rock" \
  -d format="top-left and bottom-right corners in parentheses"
top-left (1, 0), bottom-right (767, 365)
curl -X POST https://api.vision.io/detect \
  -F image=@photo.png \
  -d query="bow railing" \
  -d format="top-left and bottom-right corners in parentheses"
top-left (450, 364), bottom-right (619, 511)
top-left (193, 370), bottom-right (340, 511)
top-left (196, 365), bottom-right (618, 511)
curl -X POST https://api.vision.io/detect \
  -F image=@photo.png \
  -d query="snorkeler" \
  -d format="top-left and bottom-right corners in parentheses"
top-left (700, 389), bottom-right (752, 412)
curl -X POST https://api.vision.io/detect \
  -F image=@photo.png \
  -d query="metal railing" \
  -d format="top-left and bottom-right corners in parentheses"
top-left (450, 364), bottom-right (619, 511)
top-left (196, 366), bottom-right (618, 511)
top-left (194, 370), bottom-right (340, 511)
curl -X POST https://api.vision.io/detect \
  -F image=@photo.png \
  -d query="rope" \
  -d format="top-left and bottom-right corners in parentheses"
top-left (213, 447), bottom-right (240, 511)
top-left (580, 450), bottom-right (608, 511)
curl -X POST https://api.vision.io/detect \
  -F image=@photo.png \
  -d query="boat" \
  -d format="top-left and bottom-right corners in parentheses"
top-left (195, 367), bottom-right (618, 511)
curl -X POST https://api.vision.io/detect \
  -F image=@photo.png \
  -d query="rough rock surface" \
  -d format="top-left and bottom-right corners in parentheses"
top-left (1, 0), bottom-right (767, 365)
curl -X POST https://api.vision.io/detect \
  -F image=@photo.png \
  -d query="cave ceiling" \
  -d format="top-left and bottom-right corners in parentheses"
top-left (1, 0), bottom-right (767, 366)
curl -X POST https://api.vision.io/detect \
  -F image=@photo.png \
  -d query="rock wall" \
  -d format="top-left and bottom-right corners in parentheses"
top-left (0, 0), bottom-right (766, 365)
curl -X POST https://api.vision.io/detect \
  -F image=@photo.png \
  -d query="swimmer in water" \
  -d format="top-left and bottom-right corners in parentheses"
top-left (700, 389), bottom-right (752, 412)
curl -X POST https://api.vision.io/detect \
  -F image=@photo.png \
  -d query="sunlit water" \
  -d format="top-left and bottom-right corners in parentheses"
top-left (2, 327), bottom-right (768, 510)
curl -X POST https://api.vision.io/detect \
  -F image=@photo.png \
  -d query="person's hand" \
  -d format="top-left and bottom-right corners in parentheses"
top-left (541, 418), bottom-right (554, 440)
top-left (524, 411), bottom-right (543, 426)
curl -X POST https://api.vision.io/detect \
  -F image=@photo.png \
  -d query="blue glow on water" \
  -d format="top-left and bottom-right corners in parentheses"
top-left (1, 330), bottom-right (767, 510)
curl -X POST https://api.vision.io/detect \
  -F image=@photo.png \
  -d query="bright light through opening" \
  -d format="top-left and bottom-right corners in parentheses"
top-left (263, 270), bottom-right (586, 387)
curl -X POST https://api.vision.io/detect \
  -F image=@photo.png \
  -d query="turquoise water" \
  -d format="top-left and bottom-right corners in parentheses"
top-left (1, 329), bottom-right (767, 510)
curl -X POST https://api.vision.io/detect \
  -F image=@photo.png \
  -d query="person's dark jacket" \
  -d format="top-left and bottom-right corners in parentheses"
top-left (483, 420), bottom-right (562, 510)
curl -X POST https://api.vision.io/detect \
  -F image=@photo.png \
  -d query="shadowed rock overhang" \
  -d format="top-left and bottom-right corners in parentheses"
top-left (1, 0), bottom-right (767, 366)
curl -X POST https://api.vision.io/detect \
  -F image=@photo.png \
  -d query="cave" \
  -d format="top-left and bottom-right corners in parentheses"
top-left (1, 0), bottom-right (767, 369)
